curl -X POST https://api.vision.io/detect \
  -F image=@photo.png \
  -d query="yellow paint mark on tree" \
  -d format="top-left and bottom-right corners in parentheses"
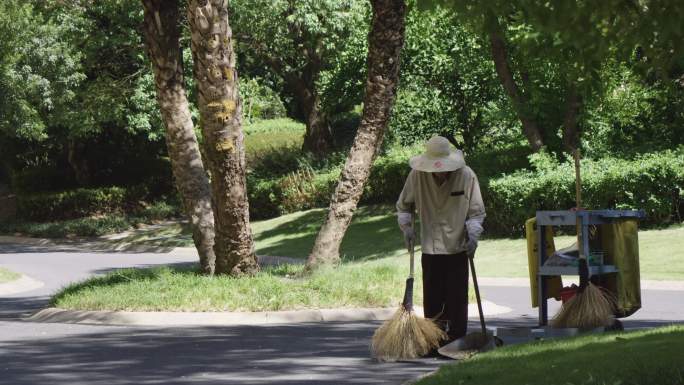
top-left (208, 65), bottom-right (222, 81)
top-left (223, 67), bottom-right (233, 81)
top-left (216, 139), bottom-right (234, 152)
top-left (208, 99), bottom-right (237, 123)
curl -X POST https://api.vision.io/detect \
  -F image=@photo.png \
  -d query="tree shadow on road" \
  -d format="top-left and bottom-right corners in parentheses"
top-left (1, 321), bottom-right (444, 385)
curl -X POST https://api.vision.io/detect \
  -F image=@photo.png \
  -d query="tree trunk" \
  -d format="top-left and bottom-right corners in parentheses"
top-left (288, 76), bottom-right (333, 156)
top-left (306, 0), bottom-right (407, 269)
top-left (187, 0), bottom-right (258, 276)
top-left (67, 139), bottom-right (91, 186)
top-left (141, 0), bottom-right (216, 275)
top-left (562, 86), bottom-right (582, 152)
top-left (301, 93), bottom-right (333, 156)
top-left (486, 14), bottom-right (545, 152)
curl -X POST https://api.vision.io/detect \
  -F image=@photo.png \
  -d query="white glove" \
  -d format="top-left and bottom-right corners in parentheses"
top-left (466, 238), bottom-right (478, 257)
top-left (402, 226), bottom-right (415, 247)
top-left (397, 212), bottom-right (415, 247)
top-left (465, 213), bottom-right (485, 257)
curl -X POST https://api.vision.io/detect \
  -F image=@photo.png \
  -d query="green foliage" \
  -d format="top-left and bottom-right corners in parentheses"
top-left (485, 149), bottom-right (684, 235)
top-left (240, 78), bottom-right (287, 123)
top-left (16, 187), bottom-right (130, 221)
top-left (584, 64), bottom-right (684, 157)
top-left (0, 0), bottom-right (170, 192)
top-left (0, 1), bottom-right (84, 141)
top-left (231, 0), bottom-right (369, 121)
top-left (11, 181), bottom-right (178, 222)
top-left (134, 201), bottom-right (181, 222)
top-left (388, 5), bottom-right (506, 149)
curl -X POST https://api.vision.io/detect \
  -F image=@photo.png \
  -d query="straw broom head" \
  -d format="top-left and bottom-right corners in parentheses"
top-left (551, 282), bottom-right (616, 329)
top-left (371, 306), bottom-right (446, 362)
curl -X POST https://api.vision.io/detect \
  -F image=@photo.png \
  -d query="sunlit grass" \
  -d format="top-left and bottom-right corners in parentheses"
top-left (116, 207), bottom-right (684, 281)
top-left (244, 118), bottom-right (304, 158)
top-left (52, 258), bottom-right (425, 312)
top-left (417, 325), bottom-right (684, 385)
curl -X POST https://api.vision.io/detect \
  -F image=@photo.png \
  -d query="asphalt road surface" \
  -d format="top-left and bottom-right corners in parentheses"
top-left (1, 242), bottom-right (682, 385)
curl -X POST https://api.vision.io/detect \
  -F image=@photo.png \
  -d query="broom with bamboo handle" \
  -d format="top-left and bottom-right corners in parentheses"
top-left (551, 149), bottom-right (615, 329)
top-left (371, 238), bottom-right (446, 361)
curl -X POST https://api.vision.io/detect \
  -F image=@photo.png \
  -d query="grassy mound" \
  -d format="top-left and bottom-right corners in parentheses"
top-left (51, 258), bottom-right (459, 312)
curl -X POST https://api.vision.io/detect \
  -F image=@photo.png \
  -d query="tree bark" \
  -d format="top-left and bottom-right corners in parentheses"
top-left (300, 90), bottom-right (333, 156)
top-left (187, 0), bottom-right (258, 276)
top-left (562, 86), bottom-right (582, 152)
top-left (141, 0), bottom-right (216, 275)
top-left (306, 0), bottom-right (407, 269)
top-left (486, 14), bottom-right (545, 152)
top-left (283, 66), bottom-right (332, 156)
top-left (67, 139), bottom-right (91, 186)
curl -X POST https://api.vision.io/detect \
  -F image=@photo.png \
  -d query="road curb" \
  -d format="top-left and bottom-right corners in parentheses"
top-left (27, 301), bottom-right (512, 327)
top-left (0, 274), bottom-right (44, 296)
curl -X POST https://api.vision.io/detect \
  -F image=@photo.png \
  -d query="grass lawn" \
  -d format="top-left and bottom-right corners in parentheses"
top-left (0, 267), bottom-right (21, 283)
top-left (416, 325), bottom-right (684, 385)
top-left (111, 206), bottom-right (684, 281)
top-left (52, 258), bottom-right (435, 311)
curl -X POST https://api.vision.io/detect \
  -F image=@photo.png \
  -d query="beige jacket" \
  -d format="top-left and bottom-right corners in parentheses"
top-left (396, 167), bottom-right (485, 254)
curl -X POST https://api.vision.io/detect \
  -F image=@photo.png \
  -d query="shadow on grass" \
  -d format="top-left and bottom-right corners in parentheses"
top-left (420, 326), bottom-right (684, 385)
top-left (253, 205), bottom-right (404, 262)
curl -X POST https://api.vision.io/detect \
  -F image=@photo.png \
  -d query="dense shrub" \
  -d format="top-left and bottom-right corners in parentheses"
top-left (14, 185), bottom-right (155, 222)
top-left (248, 167), bottom-right (340, 219)
top-left (247, 145), bottom-right (416, 219)
top-left (485, 149), bottom-right (684, 236)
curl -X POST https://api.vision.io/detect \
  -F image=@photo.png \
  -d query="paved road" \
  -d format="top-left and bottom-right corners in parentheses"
top-left (1, 242), bottom-right (682, 385)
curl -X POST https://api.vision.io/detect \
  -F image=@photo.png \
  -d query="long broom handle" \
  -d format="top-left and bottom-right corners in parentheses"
top-left (402, 238), bottom-right (416, 311)
top-left (469, 253), bottom-right (487, 335)
top-left (409, 238), bottom-right (415, 278)
top-left (574, 149), bottom-right (590, 286)
top-left (574, 148), bottom-right (582, 211)
top-left (574, 149), bottom-right (584, 259)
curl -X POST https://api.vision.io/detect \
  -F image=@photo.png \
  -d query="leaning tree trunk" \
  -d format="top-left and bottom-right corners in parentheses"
top-left (187, 0), bottom-right (258, 276)
top-left (487, 14), bottom-right (545, 152)
top-left (306, 0), bottom-right (407, 269)
top-left (141, 0), bottom-right (216, 275)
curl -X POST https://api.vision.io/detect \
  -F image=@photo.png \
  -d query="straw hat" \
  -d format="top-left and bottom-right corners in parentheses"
top-left (409, 136), bottom-right (465, 172)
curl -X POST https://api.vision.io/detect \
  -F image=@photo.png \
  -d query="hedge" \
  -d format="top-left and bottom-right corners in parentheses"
top-left (11, 147), bottom-right (683, 240)
top-left (248, 148), bottom-right (684, 236)
top-left (15, 185), bottom-right (152, 222)
top-left (485, 149), bottom-right (684, 235)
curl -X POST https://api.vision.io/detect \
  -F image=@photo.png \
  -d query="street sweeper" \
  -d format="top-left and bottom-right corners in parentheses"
top-left (396, 135), bottom-right (486, 349)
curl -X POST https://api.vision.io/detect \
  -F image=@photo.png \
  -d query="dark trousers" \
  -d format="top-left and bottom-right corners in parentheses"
top-left (421, 252), bottom-right (469, 342)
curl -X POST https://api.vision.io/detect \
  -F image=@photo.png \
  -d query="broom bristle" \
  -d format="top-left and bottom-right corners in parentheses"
top-left (551, 283), bottom-right (616, 329)
top-left (371, 307), bottom-right (446, 361)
